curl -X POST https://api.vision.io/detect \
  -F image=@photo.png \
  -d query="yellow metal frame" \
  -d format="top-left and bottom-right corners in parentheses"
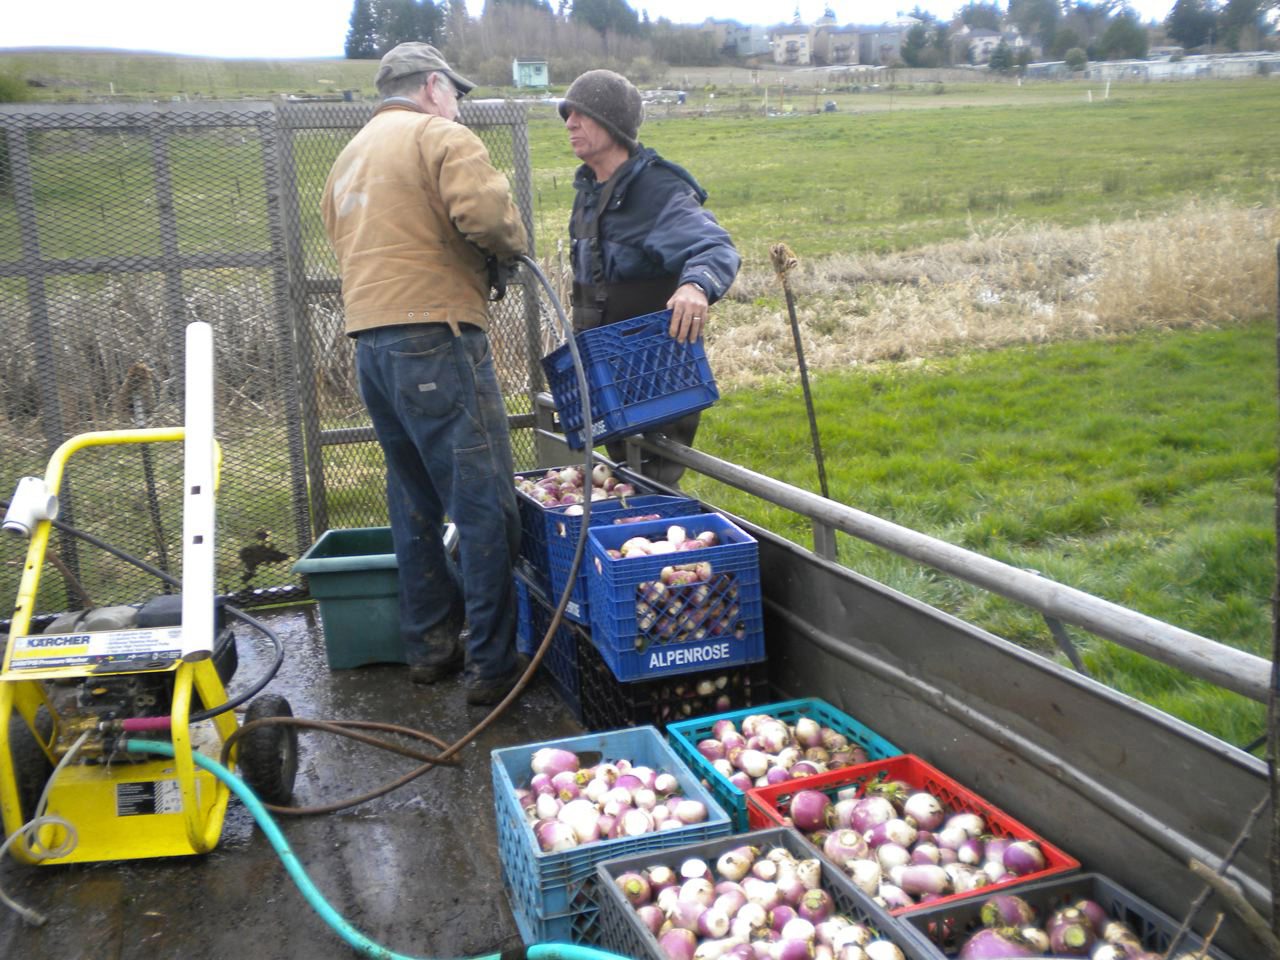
top-left (0, 428), bottom-right (238, 864)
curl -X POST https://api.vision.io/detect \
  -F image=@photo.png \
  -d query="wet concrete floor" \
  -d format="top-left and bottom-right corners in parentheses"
top-left (0, 604), bottom-right (585, 960)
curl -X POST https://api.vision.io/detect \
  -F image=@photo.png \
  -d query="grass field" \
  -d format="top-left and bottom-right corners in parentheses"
top-left (687, 320), bottom-right (1276, 747)
top-left (526, 78), bottom-right (1280, 260)
top-left (1, 57), bottom-right (1277, 745)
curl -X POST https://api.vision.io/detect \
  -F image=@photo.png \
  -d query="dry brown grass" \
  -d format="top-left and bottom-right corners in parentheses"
top-left (705, 200), bottom-right (1280, 389)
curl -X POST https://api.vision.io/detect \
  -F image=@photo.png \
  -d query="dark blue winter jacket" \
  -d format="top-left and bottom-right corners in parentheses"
top-left (569, 146), bottom-right (739, 314)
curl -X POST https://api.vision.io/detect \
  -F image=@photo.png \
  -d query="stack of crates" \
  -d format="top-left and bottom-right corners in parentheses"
top-left (512, 467), bottom-right (770, 729)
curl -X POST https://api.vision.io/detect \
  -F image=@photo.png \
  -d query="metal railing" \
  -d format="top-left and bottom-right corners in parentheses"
top-left (532, 393), bottom-right (1272, 704)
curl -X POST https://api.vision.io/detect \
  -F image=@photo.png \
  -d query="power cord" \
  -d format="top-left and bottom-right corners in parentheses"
top-left (0, 729), bottom-right (91, 925)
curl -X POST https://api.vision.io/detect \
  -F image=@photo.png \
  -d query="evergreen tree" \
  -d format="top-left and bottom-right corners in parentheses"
top-left (988, 38), bottom-right (1015, 69)
top-left (1009, 0), bottom-right (1062, 46)
top-left (1165, 0), bottom-right (1218, 47)
top-left (1098, 11), bottom-right (1149, 57)
top-left (901, 23), bottom-right (935, 65)
top-left (346, 0), bottom-right (379, 58)
top-left (961, 1), bottom-right (1003, 30)
top-left (570, 0), bottom-right (641, 36)
top-left (486, 0), bottom-right (553, 12)
top-left (1050, 26), bottom-right (1083, 57)
top-left (381, 0), bottom-right (445, 55)
top-left (1218, 0), bottom-right (1266, 49)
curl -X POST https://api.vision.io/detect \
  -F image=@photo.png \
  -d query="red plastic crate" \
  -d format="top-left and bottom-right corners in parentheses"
top-left (745, 754), bottom-right (1080, 916)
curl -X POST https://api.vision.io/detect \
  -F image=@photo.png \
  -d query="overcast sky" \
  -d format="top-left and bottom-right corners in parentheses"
top-left (6, 0), bottom-right (1175, 60)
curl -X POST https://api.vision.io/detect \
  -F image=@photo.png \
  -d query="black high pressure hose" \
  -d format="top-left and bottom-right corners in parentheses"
top-left (4, 254), bottom-right (601, 816)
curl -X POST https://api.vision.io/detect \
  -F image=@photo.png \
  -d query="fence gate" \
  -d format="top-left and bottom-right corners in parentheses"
top-left (0, 99), bottom-right (543, 620)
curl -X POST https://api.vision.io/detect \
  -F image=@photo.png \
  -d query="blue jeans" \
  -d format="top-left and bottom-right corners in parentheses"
top-left (355, 323), bottom-right (520, 683)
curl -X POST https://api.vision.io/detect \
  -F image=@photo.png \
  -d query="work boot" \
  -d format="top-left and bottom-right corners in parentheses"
top-left (408, 620), bottom-right (466, 685)
top-left (464, 654), bottom-right (529, 706)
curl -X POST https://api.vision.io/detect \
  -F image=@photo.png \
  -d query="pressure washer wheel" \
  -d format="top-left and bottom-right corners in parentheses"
top-left (6, 709), bottom-right (53, 822)
top-left (237, 694), bottom-right (298, 806)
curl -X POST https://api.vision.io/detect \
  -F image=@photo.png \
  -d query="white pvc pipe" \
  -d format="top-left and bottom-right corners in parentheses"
top-left (181, 321), bottom-right (216, 660)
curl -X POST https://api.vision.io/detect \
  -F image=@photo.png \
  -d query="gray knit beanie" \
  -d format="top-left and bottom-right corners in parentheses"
top-left (558, 70), bottom-right (643, 151)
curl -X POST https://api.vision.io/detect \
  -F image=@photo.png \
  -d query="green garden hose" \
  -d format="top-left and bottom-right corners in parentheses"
top-left (121, 739), bottom-right (629, 960)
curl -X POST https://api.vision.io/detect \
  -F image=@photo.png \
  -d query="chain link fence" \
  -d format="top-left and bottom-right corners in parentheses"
top-left (1, 99), bottom-right (556, 621)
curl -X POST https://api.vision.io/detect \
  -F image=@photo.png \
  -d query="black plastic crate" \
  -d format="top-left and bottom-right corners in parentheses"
top-left (900, 872), bottom-right (1237, 959)
top-left (576, 626), bottom-right (771, 731)
top-left (595, 827), bottom-right (933, 960)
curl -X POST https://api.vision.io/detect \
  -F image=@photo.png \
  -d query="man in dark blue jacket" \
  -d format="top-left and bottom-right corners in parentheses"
top-left (560, 69), bottom-right (740, 486)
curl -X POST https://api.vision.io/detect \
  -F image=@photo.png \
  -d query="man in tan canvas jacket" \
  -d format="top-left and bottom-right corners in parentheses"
top-left (322, 42), bottom-right (530, 705)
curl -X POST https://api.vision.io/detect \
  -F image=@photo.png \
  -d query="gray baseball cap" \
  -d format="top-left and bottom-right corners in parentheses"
top-left (375, 42), bottom-right (475, 96)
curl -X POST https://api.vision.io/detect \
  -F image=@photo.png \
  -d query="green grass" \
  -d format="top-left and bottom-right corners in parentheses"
top-left (685, 320), bottom-right (1277, 747)
top-left (2, 57), bottom-right (1277, 746)
top-left (527, 79), bottom-right (1280, 261)
top-left (1, 51), bottom-right (384, 101)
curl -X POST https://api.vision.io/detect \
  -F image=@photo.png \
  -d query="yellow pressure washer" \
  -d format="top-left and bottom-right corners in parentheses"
top-left (0, 321), bottom-right (295, 867)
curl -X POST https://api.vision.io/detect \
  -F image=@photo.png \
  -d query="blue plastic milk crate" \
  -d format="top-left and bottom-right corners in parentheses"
top-left (515, 573), bottom-right (583, 722)
top-left (586, 512), bottom-right (765, 682)
top-left (667, 697), bottom-right (903, 831)
top-left (545, 494), bottom-right (701, 625)
top-left (513, 467), bottom-right (659, 595)
top-left (492, 726), bottom-right (731, 946)
top-left (542, 310), bottom-right (720, 450)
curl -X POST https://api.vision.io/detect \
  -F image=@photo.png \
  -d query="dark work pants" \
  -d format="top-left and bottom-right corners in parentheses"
top-left (355, 323), bottom-right (520, 684)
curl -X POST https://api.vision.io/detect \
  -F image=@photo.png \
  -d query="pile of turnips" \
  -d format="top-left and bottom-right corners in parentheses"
top-left (774, 781), bottom-right (1049, 910)
top-left (515, 463), bottom-right (637, 508)
top-left (605, 524), bottom-right (721, 559)
top-left (612, 841), bottom-right (908, 960)
top-left (695, 713), bottom-right (872, 792)
top-left (593, 523), bottom-right (747, 649)
top-left (518, 747), bottom-right (709, 853)
top-left (953, 890), bottom-right (1196, 958)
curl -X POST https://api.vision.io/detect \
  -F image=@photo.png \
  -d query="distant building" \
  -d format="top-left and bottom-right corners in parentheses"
top-left (704, 18), bottom-right (772, 57)
top-left (858, 17), bottom-right (920, 66)
top-left (962, 27), bottom-right (1001, 64)
top-left (512, 59), bottom-right (549, 88)
top-left (815, 25), bottom-right (860, 65)
top-left (773, 25), bottom-right (813, 65)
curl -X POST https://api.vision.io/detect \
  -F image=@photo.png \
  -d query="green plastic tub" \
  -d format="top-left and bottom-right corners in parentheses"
top-left (293, 527), bottom-right (404, 669)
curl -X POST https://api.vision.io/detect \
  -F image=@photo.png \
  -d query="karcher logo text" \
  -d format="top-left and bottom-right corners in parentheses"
top-left (25, 635), bottom-right (89, 648)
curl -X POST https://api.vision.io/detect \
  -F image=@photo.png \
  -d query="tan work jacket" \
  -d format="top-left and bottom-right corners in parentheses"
top-left (322, 101), bottom-right (528, 335)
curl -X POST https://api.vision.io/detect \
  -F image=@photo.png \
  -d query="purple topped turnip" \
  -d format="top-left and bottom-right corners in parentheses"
top-left (1046, 907), bottom-right (1096, 955)
top-left (978, 893), bottom-right (1035, 928)
top-left (956, 927), bottom-right (1037, 958)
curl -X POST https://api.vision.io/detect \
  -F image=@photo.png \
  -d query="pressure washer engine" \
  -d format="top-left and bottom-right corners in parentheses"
top-left (38, 595), bottom-right (238, 739)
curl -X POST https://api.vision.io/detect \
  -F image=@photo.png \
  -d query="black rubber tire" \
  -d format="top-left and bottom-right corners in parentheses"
top-left (237, 694), bottom-right (298, 806)
top-left (6, 709), bottom-right (53, 823)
